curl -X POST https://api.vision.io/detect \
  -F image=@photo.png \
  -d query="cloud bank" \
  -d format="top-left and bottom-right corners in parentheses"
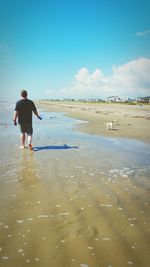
top-left (46, 58), bottom-right (150, 99)
top-left (136, 30), bottom-right (150, 37)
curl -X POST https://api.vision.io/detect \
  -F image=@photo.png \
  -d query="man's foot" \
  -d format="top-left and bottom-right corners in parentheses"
top-left (29, 144), bottom-right (33, 150)
top-left (19, 145), bottom-right (25, 149)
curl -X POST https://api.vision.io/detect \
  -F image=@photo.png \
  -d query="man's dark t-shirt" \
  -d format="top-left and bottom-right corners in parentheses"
top-left (15, 99), bottom-right (37, 124)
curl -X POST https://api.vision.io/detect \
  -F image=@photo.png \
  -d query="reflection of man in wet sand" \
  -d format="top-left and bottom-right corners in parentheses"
top-left (13, 90), bottom-right (42, 150)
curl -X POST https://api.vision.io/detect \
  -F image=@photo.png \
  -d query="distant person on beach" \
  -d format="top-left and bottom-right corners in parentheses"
top-left (13, 90), bottom-right (42, 150)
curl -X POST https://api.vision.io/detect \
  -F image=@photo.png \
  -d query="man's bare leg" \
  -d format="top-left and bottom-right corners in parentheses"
top-left (28, 134), bottom-right (32, 150)
top-left (20, 133), bottom-right (26, 148)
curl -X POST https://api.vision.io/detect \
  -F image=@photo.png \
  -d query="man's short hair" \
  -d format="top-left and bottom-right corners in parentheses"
top-left (21, 90), bottom-right (27, 98)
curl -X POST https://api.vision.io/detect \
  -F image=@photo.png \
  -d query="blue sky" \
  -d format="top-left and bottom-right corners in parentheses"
top-left (0, 0), bottom-right (150, 99)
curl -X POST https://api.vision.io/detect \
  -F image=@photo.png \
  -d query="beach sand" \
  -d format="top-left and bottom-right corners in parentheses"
top-left (0, 101), bottom-right (150, 267)
top-left (37, 101), bottom-right (150, 143)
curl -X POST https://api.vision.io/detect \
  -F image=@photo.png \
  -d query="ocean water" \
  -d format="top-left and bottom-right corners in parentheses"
top-left (0, 100), bottom-right (150, 267)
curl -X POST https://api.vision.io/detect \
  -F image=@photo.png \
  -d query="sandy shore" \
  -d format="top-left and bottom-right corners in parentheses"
top-left (0, 102), bottom-right (150, 266)
top-left (37, 101), bottom-right (150, 143)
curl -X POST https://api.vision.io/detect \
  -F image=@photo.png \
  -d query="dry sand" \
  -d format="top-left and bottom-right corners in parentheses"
top-left (37, 101), bottom-right (150, 143)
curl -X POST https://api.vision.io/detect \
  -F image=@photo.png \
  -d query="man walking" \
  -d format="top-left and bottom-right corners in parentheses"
top-left (13, 90), bottom-right (42, 150)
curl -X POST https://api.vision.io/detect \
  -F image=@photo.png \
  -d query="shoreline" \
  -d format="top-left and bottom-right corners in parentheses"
top-left (37, 100), bottom-right (150, 143)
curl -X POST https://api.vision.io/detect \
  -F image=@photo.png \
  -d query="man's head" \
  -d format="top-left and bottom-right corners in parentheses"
top-left (21, 90), bottom-right (27, 98)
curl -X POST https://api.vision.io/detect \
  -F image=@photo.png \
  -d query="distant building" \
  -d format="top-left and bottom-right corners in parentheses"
top-left (137, 97), bottom-right (150, 103)
top-left (107, 96), bottom-right (121, 102)
top-left (121, 97), bottom-right (135, 103)
top-left (107, 96), bottom-right (136, 103)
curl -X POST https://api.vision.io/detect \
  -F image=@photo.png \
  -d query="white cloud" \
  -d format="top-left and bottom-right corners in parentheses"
top-left (75, 68), bottom-right (90, 84)
top-left (136, 30), bottom-right (150, 37)
top-left (91, 69), bottom-right (104, 82)
top-left (46, 58), bottom-right (150, 99)
top-left (75, 68), bottom-right (105, 84)
top-left (109, 58), bottom-right (150, 96)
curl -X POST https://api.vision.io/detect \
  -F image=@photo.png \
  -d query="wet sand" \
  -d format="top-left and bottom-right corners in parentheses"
top-left (0, 102), bottom-right (150, 267)
top-left (38, 101), bottom-right (150, 143)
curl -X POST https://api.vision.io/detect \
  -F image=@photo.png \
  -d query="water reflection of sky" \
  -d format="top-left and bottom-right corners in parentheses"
top-left (0, 105), bottom-right (150, 178)
top-left (35, 111), bottom-right (150, 166)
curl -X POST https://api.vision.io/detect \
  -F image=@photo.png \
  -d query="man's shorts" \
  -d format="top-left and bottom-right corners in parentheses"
top-left (19, 123), bottom-right (33, 135)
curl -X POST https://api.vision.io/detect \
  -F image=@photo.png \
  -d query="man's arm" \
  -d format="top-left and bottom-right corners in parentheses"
top-left (33, 109), bottom-right (42, 120)
top-left (13, 111), bottom-right (18, 126)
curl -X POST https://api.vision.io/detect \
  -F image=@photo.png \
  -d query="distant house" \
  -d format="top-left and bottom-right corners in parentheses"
top-left (137, 97), bottom-right (150, 103)
top-left (107, 96), bottom-right (121, 102)
top-left (107, 96), bottom-right (136, 103)
top-left (121, 97), bottom-right (135, 103)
